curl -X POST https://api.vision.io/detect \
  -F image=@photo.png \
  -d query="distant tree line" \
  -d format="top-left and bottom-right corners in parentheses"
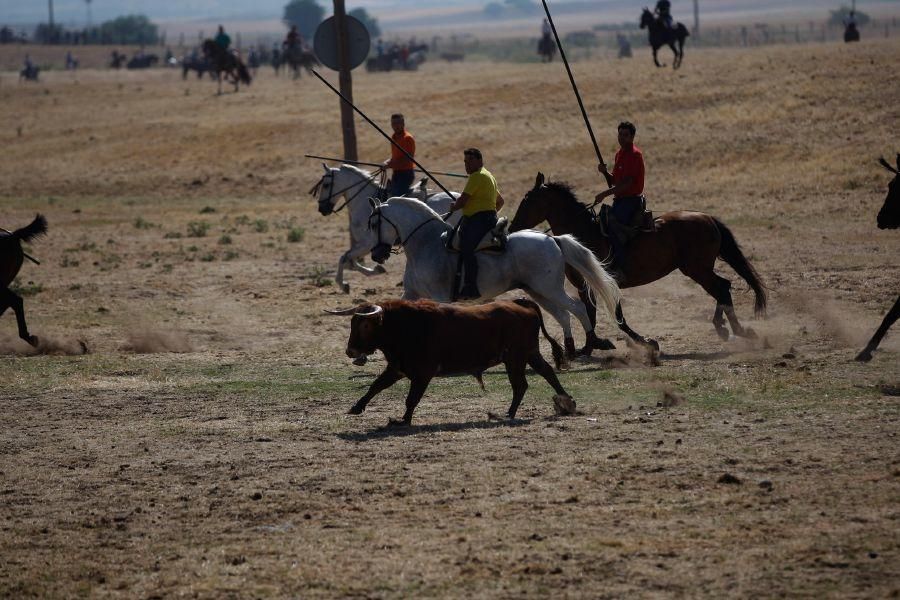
top-left (27, 14), bottom-right (160, 45)
top-left (283, 0), bottom-right (380, 40)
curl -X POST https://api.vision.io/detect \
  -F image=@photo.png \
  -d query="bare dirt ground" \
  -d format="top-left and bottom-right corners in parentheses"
top-left (1, 38), bottom-right (898, 598)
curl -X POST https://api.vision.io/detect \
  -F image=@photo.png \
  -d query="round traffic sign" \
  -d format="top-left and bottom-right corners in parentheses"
top-left (313, 15), bottom-right (370, 71)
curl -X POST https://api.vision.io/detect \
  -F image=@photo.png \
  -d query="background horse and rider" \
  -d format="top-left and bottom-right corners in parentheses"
top-left (855, 155), bottom-right (900, 361)
top-left (640, 7), bottom-right (689, 69)
top-left (281, 45), bottom-right (321, 79)
top-left (201, 39), bottom-right (252, 94)
top-left (510, 173), bottom-right (767, 353)
top-left (0, 215), bottom-right (47, 347)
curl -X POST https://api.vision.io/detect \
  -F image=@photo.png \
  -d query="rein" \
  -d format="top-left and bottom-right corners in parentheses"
top-left (316, 167), bottom-right (386, 214)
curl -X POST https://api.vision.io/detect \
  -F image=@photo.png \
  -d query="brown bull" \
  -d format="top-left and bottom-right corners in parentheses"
top-left (327, 298), bottom-right (574, 425)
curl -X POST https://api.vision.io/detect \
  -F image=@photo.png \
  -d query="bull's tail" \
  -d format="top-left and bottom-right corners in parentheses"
top-left (513, 298), bottom-right (564, 370)
top-left (554, 234), bottom-right (620, 321)
top-left (713, 218), bottom-right (767, 317)
top-left (10, 214), bottom-right (48, 243)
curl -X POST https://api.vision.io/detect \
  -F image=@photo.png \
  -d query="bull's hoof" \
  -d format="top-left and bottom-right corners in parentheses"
top-left (347, 404), bottom-right (364, 415)
top-left (373, 265), bottom-right (387, 274)
top-left (855, 350), bottom-right (873, 363)
top-left (579, 345), bottom-right (593, 357)
top-left (341, 282), bottom-right (351, 294)
top-left (714, 326), bottom-right (730, 341)
top-left (553, 394), bottom-right (576, 416)
top-left (78, 340), bottom-right (90, 354)
top-left (352, 355), bottom-right (368, 366)
top-left (386, 418), bottom-right (410, 428)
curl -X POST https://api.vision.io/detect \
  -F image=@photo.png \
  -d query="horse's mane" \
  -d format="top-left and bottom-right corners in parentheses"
top-left (386, 196), bottom-right (450, 228)
top-left (340, 163), bottom-right (376, 179)
top-left (544, 180), bottom-right (589, 210)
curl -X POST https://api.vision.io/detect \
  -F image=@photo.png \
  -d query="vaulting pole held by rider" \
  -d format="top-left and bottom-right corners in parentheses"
top-left (540, 0), bottom-right (605, 170)
top-left (311, 69), bottom-right (457, 203)
top-left (304, 154), bottom-right (468, 179)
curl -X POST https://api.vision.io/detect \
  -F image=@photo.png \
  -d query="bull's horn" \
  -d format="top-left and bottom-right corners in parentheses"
top-left (878, 157), bottom-right (896, 173)
top-left (323, 306), bottom-right (359, 316)
top-left (322, 162), bottom-right (329, 173)
top-left (358, 304), bottom-right (383, 318)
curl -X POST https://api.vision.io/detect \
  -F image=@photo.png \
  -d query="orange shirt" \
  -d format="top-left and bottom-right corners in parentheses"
top-left (612, 145), bottom-right (644, 197)
top-left (390, 131), bottom-right (416, 171)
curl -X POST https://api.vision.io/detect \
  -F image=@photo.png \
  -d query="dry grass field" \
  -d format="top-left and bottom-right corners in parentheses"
top-left (1, 37), bottom-right (899, 598)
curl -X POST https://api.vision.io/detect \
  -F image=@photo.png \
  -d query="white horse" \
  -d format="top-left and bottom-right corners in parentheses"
top-left (311, 163), bottom-right (460, 293)
top-left (367, 197), bottom-right (621, 358)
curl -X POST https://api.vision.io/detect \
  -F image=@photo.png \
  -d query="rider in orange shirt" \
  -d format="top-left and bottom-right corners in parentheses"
top-left (385, 113), bottom-right (416, 197)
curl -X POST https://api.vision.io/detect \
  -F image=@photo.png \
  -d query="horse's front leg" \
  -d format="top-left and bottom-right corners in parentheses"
top-left (653, 47), bottom-right (664, 67)
top-left (1, 289), bottom-right (38, 347)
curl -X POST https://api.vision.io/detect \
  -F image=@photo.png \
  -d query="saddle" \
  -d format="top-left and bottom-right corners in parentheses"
top-left (442, 217), bottom-right (509, 253)
top-left (596, 197), bottom-right (657, 245)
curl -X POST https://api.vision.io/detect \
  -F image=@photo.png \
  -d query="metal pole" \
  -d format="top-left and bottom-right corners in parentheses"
top-left (48, 0), bottom-right (54, 28)
top-left (693, 0), bottom-right (700, 38)
top-left (333, 0), bottom-right (358, 162)
top-left (540, 0), bottom-right (605, 169)
top-left (304, 154), bottom-right (468, 178)
top-left (312, 69), bottom-right (456, 199)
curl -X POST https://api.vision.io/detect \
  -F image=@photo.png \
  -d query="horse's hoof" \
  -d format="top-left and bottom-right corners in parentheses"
top-left (743, 327), bottom-right (757, 340)
top-left (374, 265), bottom-right (387, 274)
top-left (386, 418), bottom-right (409, 428)
top-left (352, 356), bottom-right (368, 366)
top-left (855, 351), bottom-right (873, 363)
top-left (648, 339), bottom-right (661, 351)
top-left (593, 338), bottom-right (616, 351)
top-left (78, 340), bottom-right (90, 354)
top-left (347, 405), bottom-right (364, 415)
top-left (715, 327), bottom-right (729, 341)
top-left (579, 345), bottom-right (593, 357)
top-left (25, 335), bottom-right (39, 347)
top-left (341, 282), bottom-right (351, 294)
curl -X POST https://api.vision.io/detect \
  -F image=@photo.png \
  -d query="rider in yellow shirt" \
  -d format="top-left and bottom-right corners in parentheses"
top-left (449, 148), bottom-right (506, 299)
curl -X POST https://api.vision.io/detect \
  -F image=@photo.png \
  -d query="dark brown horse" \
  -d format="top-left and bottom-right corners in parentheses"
top-left (201, 40), bottom-right (252, 94)
top-left (856, 155), bottom-right (900, 362)
top-left (510, 174), bottom-right (767, 353)
top-left (1, 215), bottom-right (47, 346)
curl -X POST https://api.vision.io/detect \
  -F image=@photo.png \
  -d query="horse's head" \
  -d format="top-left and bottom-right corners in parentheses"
top-left (311, 164), bottom-right (338, 215)
top-left (367, 198), bottom-right (399, 264)
top-left (640, 8), bottom-right (653, 28)
top-left (510, 172), bottom-right (551, 232)
top-left (877, 154), bottom-right (900, 230)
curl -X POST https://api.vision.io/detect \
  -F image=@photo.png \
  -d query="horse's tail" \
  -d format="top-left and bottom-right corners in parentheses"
top-left (553, 234), bottom-right (620, 321)
top-left (679, 23), bottom-right (690, 37)
top-left (514, 298), bottom-right (564, 370)
top-left (11, 214), bottom-right (48, 243)
top-left (237, 61), bottom-right (252, 85)
top-left (713, 218), bottom-right (767, 317)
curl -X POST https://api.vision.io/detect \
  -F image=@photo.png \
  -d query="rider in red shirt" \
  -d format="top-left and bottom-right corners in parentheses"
top-left (595, 121), bottom-right (645, 271)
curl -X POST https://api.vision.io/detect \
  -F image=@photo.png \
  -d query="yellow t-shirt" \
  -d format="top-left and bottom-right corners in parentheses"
top-left (461, 167), bottom-right (500, 217)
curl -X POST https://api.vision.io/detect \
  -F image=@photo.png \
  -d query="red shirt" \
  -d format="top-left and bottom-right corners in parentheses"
top-left (612, 144), bottom-right (644, 197)
top-left (390, 131), bottom-right (416, 171)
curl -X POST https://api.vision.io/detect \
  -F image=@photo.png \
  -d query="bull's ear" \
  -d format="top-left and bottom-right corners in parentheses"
top-left (534, 172), bottom-right (544, 189)
top-left (368, 197), bottom-right (379, 210)
top-left (323, 306), bottom-right (360, 316)
top-left (322, 162), bottom-right (329, 173)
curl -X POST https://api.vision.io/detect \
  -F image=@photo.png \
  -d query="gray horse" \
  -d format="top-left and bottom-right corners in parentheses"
top-left (367, 197), bottom-right (620, 358)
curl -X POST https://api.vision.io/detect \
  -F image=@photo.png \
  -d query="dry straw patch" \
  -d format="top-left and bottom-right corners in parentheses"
top-left (0, 39), bottom-right (898, 597)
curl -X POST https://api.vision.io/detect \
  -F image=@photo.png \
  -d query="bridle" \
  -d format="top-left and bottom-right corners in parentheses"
top-left (367, 202), bottom-right (445, 260)
top-left (310, 167), bottom-right (387, 215)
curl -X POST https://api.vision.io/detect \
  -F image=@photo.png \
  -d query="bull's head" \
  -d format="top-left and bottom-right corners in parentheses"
top-left (324, 304), bottom-right (384, 358)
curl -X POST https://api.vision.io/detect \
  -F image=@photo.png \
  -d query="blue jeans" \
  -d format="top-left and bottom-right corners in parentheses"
top-left (609, 196), bottom-right (642, 268)
top-left (389, 170), bottom-right (415, 197)
top-left (458, 210), bottom-right (498, 291)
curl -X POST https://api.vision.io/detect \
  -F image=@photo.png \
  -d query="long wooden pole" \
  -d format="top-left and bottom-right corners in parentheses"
top-left (540, 0), bottom-right (605, 169)
top-left (312, 69), bottom-right (456, 200)
top-left (304, 154), bottom-right (467, 178)
top-left (333, 0), bottom-right (358, 162)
